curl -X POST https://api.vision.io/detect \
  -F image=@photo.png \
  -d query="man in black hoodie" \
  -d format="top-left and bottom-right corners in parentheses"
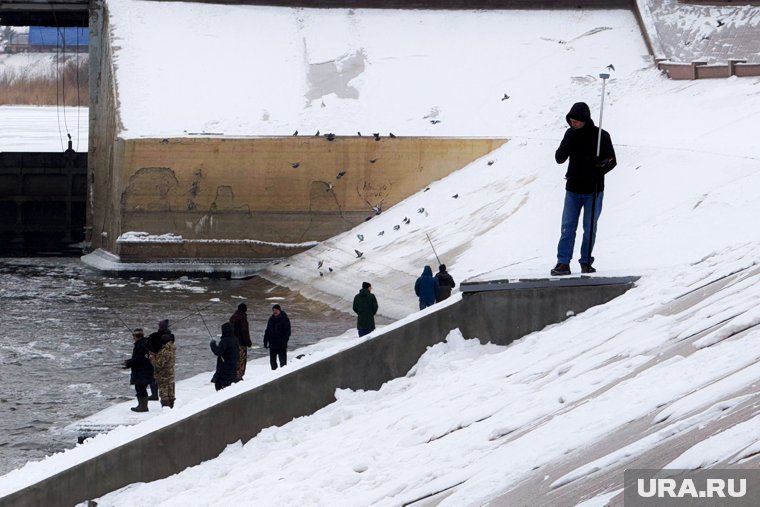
top-left (551, 101), bottom-right (616, 276)
top-left (264, 304), bottom-right (291, 370)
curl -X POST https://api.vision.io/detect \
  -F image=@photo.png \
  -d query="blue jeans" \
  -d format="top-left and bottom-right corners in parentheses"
top-left (556, 190), bottom-right (603, 265)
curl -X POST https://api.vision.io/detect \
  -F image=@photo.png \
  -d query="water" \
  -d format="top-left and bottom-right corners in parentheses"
top-left (0, 257), bottom-right (356, 476)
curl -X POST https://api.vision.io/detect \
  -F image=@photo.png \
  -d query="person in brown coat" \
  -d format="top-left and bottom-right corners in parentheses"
top-left (229, 303), bottom-right (251, 381)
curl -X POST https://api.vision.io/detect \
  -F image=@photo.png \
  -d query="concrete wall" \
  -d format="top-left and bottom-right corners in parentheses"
top-left (93, 136), bottom-right (505, 260)
top-left (0, 278), bottom-right (635, 507)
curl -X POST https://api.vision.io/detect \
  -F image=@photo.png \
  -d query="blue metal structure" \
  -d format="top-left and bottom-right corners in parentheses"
top-left (28, 26), bottom-right (88, 47)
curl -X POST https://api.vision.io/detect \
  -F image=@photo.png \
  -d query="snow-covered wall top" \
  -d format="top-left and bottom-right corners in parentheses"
top-left (105, 2), bottom-right (647, 138)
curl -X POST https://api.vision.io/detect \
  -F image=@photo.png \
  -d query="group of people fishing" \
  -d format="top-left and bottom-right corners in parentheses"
top-left (123, 303), bottom-right (291, 412)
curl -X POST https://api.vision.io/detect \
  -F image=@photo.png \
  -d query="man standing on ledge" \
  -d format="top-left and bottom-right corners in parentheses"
top-left (353, 281), bottom-right (378, 337)
top-left (551, 101), bottom-right (616, 276)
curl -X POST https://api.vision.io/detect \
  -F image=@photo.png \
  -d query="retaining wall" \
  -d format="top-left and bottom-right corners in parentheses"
top-left (0, 277), bottom-right (636, 507)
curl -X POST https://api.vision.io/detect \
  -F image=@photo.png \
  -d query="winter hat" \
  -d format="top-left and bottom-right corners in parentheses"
top-left (221, 322), bottom-right (233, 336)
top-left (132, 328), bottom-right (144, 337)
top-left (272, 304), bottom-right (282, 311)
top-left (158, 319), bottom-right (169, 331)
top-left (362, 281), bottom-right (371, 289)
top-left (238, 303), bottom-right (247, 312)
top-left (439, 264), bottom-right (447, 272)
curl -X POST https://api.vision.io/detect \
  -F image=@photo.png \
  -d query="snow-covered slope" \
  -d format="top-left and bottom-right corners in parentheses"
top-left (2, 3), bottom-right (760, 506)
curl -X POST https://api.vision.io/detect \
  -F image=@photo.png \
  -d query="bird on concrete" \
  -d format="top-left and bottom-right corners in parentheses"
top-left (364, 216), bottom-right (373, 221)
top-left (487, 160), bottom-right (495, 166)
top-left (325, 183), bottom-right (334, 192)
top-left (357, 131), bottom-right (362, 137)
top-left (319, 272), bottom-right (324, 277)
top-left (606, 64), bottom-right (615, 71)
top-left (355, 249), bottom-right (363, 258)
top-left (717, 19), bottom-right (725, 27)
top-left (452, 193), bottom-right (459, 199)
top-left (290, 161), bottom-right (301, 168)
top-left (389, 132), bottom-right (396, 138)
top-left (403, 217), bottom-right (411, 225)
top-left (336, 171), bottom-right (346, 179)
top-left (373, 133), bottom-right (381, 141)
top-left (369, 158), bottom-right (378, 164)
top-left (314, 130), bottom-right (320, 136)
top-left (430, 119), bottom-right (441, 124)
top-left (417, 207), bottom-right (425, 213)
top-left (293, 130), bottom-right (298, 136)
top-left (378, 230), bottom-right (385, 236)
top-left (318, 260), bottom-right (324, 268)
top-left (357, 234), bottom-right (364, 242)
top-left (501, 93), bottom-right (510, 101)
top-left (329, 267), bottom-right (333, 272)
top-left (161, 138), bottom-right (169, 144)
top-left (393, 225), bottom-right (400, 231)
top-left (371, 205), bottom-right (382, 215)
top-left (424, 187), bottom-right (430, 192)
top-left (325, 133), bottom-right (336, 141)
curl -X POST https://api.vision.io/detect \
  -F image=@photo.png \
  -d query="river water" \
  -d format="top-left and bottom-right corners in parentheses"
top-left (0, 257), bottom-right (356, 476)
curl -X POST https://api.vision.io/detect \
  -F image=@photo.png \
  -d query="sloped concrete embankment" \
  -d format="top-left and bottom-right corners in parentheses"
top-left (0, 278), bottom-right (635, 507)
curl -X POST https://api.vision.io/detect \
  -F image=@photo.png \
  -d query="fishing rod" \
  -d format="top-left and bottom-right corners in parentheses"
top-left (60, 361), bottom-right (125, 371)
top-left (195, 303), bottom-right (214, 339)
top-left (105, 304), bottom-right (134, 334)
top-left (425, 233), bottom-right (442, 266)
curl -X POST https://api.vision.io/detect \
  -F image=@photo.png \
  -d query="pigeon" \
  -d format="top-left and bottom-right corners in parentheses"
top-left (424, 187), bottom-right (430, 192)
top-left (336, 171), bottom-right (346, 179)
top-left (430, 119), bottom-right (441, 124)
top-left (317, 260), bottom-right (323, 268)
top-left (371, 205), bottom-right (382, 215)
top-left (501, 93), bottom-right (510, 101)
top-left (403, 217), bottom-right (408, 222)
top-left (403, 217), bottom-right (411, 225)
top-left (325, 183), bottom-right (334, 192)
top-left (354, 249), bottom-right (363, 258)
top-left (357, 234), bottom-right (364, 242)
top-left (314, 130), bottom-right (320, 136)
top-left (161, 138), bottom-right (169, 144)
top-left (325, 133), bottom-right (336, 141)
top-left (487, 160), bottom-right (495, 166)
top-left (373, 133), bottom-right (380, 141)
top-left (328, 267), bottom-right (333, 272)
top-left (364, 216), bottom-right (373, 222)
top-left (452, 193), bottom-right (459, 199)
top-left (378, 230), bottom-right (385, 236)
top-left (606, 64), bottom-right (615, 71)
top-left (369, 158), bottom-right (378, 164)
top-left (417, 207), bottom-right (425, 213)
top-left (319, 272), bottom-right (324, 277)
top-left (293, 130), bottom-right (298, 136)
top-left (357, 131), bottom-right (362, 136)
top-left (717, 19), bottom-right (725, 27)
top-left (284, 263), bottom-right (291, 267)
top-left (389, 132), bottom-right (396, 138)
top-left (393, 225), bottom-right (400, 231)
top-left (290, 162), bottom-right (301, 169)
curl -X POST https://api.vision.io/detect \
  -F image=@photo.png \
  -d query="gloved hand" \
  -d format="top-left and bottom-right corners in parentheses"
top-left (264, 342), bottom-right (269, 349)
top-left (594, 156), bottom-right (614, 172)
top-left (210, 339), bottom-right (217, 347)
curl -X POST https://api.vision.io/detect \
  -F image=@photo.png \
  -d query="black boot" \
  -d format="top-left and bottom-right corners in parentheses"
top-left (580, 263), bottom-right (596, 274)
top-left (550, 263), bottom-right (571, 276)
top-left (131, 396), bottom-right (149, 412)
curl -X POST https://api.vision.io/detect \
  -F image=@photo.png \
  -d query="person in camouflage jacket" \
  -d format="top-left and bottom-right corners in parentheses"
top-left (149, 333), bottom-right (176, 408)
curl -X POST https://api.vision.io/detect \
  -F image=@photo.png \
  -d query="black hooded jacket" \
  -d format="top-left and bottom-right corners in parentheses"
top-left (555, 102), bottom-right (617, 194)
top-left (264, 311), bottom-right (291, 351)
top-left (210, 322), bottom-right (239, 384)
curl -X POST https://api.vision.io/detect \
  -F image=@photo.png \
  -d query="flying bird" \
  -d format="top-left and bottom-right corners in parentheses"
top-left (716, 19), bottom-right (725, 27)
top-left (336, 171), bottom-right (346, 179)
top-left (293, 130), bottom-right (298, 136)
top-left (354, 249), bottom-right (364, 258)
top-left (430, 119), bottom-right (441, 124)
top-left (501, 93), bottom-right (510, 101)
top-left (357, 234), bottom-right (364, 242)
top-left (325, 133), bottom-right (336, 141)
top-left (389, 132), bottom-right (396, 138)
top-left (290, 162), bottom-right (301, 169)
top-left (373, 133), bottom-right (380, 141)
top-left (452, 193), bottom-right (459, 199)
top-left (606, 64), bottom-right (615, 71)
top-left (369, 158), bottom-right (378, 164)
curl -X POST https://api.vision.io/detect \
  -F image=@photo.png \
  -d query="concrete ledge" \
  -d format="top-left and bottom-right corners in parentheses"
top-left (0, 277), bottom-right (637, 507)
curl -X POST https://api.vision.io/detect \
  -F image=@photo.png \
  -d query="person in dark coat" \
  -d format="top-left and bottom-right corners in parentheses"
top-left (352, 281), bottom-right (378, 337)
top-left (551, 101), bottom-right (616, 276)
top-left (229, 303), bottom-right (251, 381)
top-left (264, 304), bottom-right (291, 370)
top-left (434, 264), bottom-right (456, 302)
top-left (414, 265), bottom-right (440, 310)
top-left (210, 322), bottom-right (239, 391)
top-left (146, 319), bottom-right (172, 400)
top-left (123, 328), bottom-right (154, 412)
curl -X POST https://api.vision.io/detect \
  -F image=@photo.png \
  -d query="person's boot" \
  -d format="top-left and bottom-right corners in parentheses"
top-left (580, 263), bottom-right (596, 274)
top-left (168, 399), bottom-right (174, 409)
top-left (160, 399), bottom-right (169, 408)
top-left (550, 263), bottom-right (571, 276)
top-left (131, 396), bottom-right (149, 412)
top-left (148, 382), bottom-right (159, 400)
